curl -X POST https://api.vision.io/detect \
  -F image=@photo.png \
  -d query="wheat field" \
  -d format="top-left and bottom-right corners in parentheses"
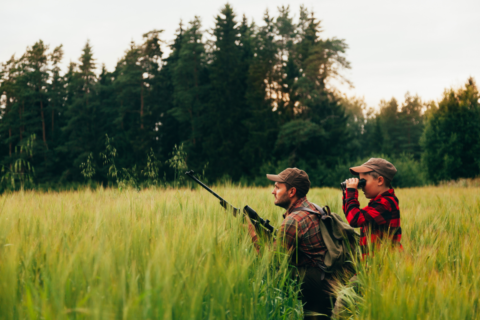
top-left (0, 185), bottom-right (478, 319)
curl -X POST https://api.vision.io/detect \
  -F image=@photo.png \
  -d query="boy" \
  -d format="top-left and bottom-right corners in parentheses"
top-left (342, 158), bottom-right (402, 255)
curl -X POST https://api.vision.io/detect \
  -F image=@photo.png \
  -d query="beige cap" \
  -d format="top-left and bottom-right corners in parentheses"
top-left (267, 168), bottom-right (310, 196)
top-left (350, 158), bottom-right (397, 181)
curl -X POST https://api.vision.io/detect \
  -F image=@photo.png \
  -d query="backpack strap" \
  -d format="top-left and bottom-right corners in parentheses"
top-left (290, 204), bottom-right (330, 278)
top-left (292, 203), bottom-right (329, 219)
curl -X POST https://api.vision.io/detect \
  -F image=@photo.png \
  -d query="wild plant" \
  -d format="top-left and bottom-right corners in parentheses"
top-left (142, 148), bottom-right (160, 187)
top-left (1, 134), bottom-right (36, 190)
top-left (166, 143), bottom-right (188, 187)
top-left (100, 134), bottom-right (119, 185)
top-left (80, 152), bottom-right (96, 180)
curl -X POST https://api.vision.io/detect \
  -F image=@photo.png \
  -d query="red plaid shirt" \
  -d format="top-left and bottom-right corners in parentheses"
top-left (342, 188), bottom-right (402, 255)
top-left (276, 197), bottom-right (328, 267)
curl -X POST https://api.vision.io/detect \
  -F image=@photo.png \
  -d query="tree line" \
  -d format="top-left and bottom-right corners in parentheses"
top-left (1, 4), bottom-right (479, 190)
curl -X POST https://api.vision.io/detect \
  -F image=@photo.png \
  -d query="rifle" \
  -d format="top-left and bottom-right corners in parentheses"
top-left (185, 170), bottom-right (275, 234)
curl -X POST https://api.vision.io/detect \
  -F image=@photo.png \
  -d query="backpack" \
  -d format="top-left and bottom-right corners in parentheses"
top-left (292, 203), bottom-right (359, 275)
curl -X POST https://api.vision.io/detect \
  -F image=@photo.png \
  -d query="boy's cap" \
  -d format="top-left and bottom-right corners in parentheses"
top-left (266, 168), bottom-right (310, 196)
top-left (350, 158), bottom-right (397, 181)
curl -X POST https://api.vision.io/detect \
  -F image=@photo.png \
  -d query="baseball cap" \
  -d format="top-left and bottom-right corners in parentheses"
top-left (266, 168), bottom-right (311, 196)
top-left (349, 158), bottom-right (397, 181)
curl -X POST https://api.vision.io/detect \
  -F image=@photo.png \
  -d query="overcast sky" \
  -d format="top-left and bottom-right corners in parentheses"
top-left (2, 0), bottom-right (479, 108)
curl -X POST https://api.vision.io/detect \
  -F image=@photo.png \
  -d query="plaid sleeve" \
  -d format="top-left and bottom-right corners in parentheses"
top-left (342, 188), bottom-right (347, 213)
top-left (344, 188), bottom-right (393, 227)
top-left (275, 215), bottom-right (300, 251)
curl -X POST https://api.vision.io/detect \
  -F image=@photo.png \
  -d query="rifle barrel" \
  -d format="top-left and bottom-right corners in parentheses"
top-left (185, 170), bottom-right (272, 233)
top-left (185, 171), bottom-right (226, 202)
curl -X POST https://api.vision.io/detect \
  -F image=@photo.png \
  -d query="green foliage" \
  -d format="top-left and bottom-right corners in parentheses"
top-left (0, 185), bottom-right (478, 319)
top-left (0, 187), bottom-right (304, 319)
top-left (334, 186), bottom-right (480, 319)
top-left (1, 134), bottom-right (36, 190)
top-left (100, 134), bottom-right (119, 184)
top-left (297, 153), bottom-right (427, 189)
top-left (421, 78), bottom-right (480, 183)
top-left (0, 4), bottom-right (476, 189)
top-left (341, 94), bottom-right (426, 161)
top-left (242, 10), bottom-right (279, 171)
top-left (202, 4), bottom-right (250, 180)
top-left (166, 143), bottom-right (188, 186)
top-left (79, 152), bottom-right (95, 180)
top-left (142, 148), bottom-right (161, 186)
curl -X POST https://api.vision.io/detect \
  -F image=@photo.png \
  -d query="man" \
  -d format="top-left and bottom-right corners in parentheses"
top-left (246, 168), bottom-right (334, 319)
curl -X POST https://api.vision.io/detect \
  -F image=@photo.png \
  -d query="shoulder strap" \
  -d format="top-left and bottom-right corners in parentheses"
top-left (290, 204), bottom-right (329, 277)
top-left (291, 204), bottom-right (328, 218)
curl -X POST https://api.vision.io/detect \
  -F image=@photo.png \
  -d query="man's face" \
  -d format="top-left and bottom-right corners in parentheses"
top-left (272, 182), bottom-right (292, 209)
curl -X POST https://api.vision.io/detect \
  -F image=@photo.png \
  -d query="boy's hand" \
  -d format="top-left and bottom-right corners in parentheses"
top-left (345, 178), bottom-right (359, 189)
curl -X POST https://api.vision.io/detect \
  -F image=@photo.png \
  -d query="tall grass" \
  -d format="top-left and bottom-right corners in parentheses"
top-left (0, 187), bottom-right (301, 319)
top-left (0, 185), bottom-right (478, 319)
top-left (335, 186), bottom-right (480, 320)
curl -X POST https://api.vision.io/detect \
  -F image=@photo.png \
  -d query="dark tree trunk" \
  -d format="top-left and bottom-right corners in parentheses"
top-left (140, 83), bottom-right (144, 129)
top-left (19, 101), bottom-right (22, 142)
top-left (51, 82), bottom-right (55, 135)
top-left (9, 128), bottom-right (12, 157)
top-left (40, 100), bottom-right (48, 150)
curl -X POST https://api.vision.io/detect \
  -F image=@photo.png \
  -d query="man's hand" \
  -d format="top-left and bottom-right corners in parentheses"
top-left (244, 216), bottom-right (260, 253)
top-left (345, 178), bottom-right (359, 189)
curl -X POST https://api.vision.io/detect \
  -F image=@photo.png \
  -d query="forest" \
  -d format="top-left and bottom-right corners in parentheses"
top-left (1, 4), bottom-right (479, 190)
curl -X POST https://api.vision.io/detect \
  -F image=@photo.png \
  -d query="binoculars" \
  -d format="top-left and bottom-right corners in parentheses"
top-left (340, 178), bottom-right (367, 190)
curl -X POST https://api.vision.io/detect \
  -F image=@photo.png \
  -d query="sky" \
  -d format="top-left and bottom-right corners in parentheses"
top-left (2, 0), bottom-right (479, 108)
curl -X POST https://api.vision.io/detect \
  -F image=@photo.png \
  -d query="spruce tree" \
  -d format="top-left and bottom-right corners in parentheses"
top-left (48, 45), bottom-right (64, 140)
top-left (398, 93), bottom-right (424, 158)
top-left (113, 30), bottom-right (164, 169)
top-left (25, 40), bottom-right (50, 151)
top-left (340, 95), bottom-right (368, 159)
top-left (204, 4), bottom-right (249, 179)
top-left (275, 8), bottom-right (350, 170)
top-left (0, 56), bottom-right (22, 161)
top-left (242, 10), bottom-right (280, 173)
top-left (274, 5), bottom-right (298, 121)
top-left (61, 41), bottom-right (99, 181)
top-left (171, 17), bottom-right (207, 150)
top-left (422, 78), bottom-right (480, 182)
top-left (155, 22), bottom-right (184, 167)
top-left (378, 98), bottom-right (401, 155)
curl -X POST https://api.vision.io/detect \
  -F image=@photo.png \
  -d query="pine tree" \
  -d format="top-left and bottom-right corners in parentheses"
top-left (0, 56), bottom-right (21, 160)
top-left (60, 41), bottom-right (99, 180)
top-left (275, 8), bottom-right (350, 169)
top-left (140, 29), bottom-right (163, 132)
top-left (49, 45), bottom-right (64, 139)
top-left (155, 22), bottom-right (184, 169)
top-left (171, 17), bottom-right (206, 149)
top-left (398, 93), bottom-right (424, 158)
top-left (341, 95), bottom-right (368, 159)
top-left (113, 30), bottom-right (164, 169)
top-left (378, 98), bottom-right (401, 155)
top-left (203, 4), bottom-right (250, 179)
top-left (274, 5), bottom-right (298, 121)
top-left (25, 40), bottom-right (50, 150)
top-left (421, 78), bottom-right (480, 182)
top-left (242, 10), bottom-right (280, 172)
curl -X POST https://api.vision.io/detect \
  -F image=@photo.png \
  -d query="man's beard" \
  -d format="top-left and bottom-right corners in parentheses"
top-left (275, 194), bottom-right (291, 209)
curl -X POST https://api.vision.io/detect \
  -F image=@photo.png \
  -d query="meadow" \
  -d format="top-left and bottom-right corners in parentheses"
top-left (0, 184), bottom-right (478, 319)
